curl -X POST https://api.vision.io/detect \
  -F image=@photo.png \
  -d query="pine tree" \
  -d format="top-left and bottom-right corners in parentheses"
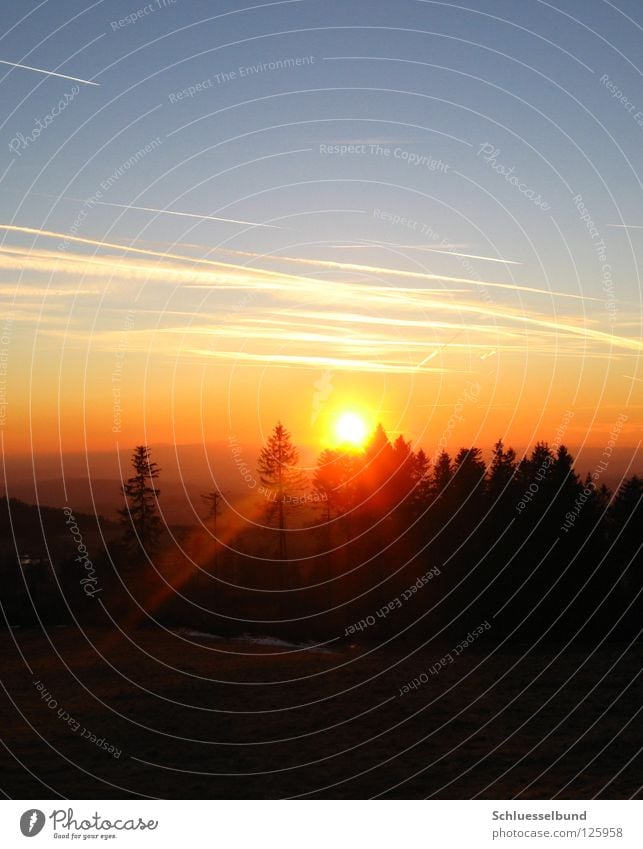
top-left (257, 422), bottom-right (305, 560)
top-left (201, 490), bottom-right (225, 569)
top-left (313, 449), bottom-right (355, 521)
top-left (487, 439), bottom-right (517, 500)
top-left (453, 447), bottom-right (486, 481)
top-left (359, 423), bottom-right (396, 513)
top-left (552, 444), bottom-right (580, 502)
top-left (451, 447), bottom-right (487, 516)
top-left (410, 448), bottom-right (431, 513)
top-left (431, 450), bottom-right (453, 498)
top-left (391, 435), bottom-right (416, 504)
top-left (119, 446), bottom-right (163, 554)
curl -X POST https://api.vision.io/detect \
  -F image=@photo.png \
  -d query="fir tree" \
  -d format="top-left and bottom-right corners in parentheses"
top-left (257, 422), bottom-right (305, 560)
top-left (119, 446), bottom-right (163, 554)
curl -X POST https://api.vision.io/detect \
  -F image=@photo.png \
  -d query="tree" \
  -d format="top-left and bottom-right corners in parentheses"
top-left (487, 439), bottom-right (517, 501)
top-left (257, 422), bottom-right (305, 560)
top-left (552, 444), bottom-right (581, 512)
top-left (313, 449), bottom-right (355, 522)
top-left (409, 448), bottom-right (431, 515)
top-left (519, 441), bottom-right (554, 488)
top-left (452, 447), bottom-right (486, 498)
top-left (119, 446), bottom-right (163, 554)
top-left (431, 450), bottom-right (453, 499)
top-left (391, 435), bottom-right (416, 503)
top-left (358, 423), bottom-right (396, 515)
top-left (312, 448), bottom-right (357, 611)
top-left (201, 490), bottom-right (225, 569)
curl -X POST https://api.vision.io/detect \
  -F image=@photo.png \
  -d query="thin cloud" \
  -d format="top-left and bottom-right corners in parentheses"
top-left (0, 282), bottom-right (100, 297)
top-left (35, 193), bottom-right (280, 229)
top-left (195, 349), bottom-right (457, 374)
top-left (0, 245), bottom-right (284, 290)
top-left (215, 246), bottom-right (593, 301)
top-left (0, 225), bottom-right (592, 303)
top-left (330, 240), bottom-right (521, 265)
top-left (0, 59), bottom-right (99, 86)
top-left (0, 225), bottom-right (289, 287)
top-left (3, 224), bottom-right (642, 368)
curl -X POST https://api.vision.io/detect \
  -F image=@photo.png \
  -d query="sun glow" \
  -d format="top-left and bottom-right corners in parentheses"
top-left (334, 411), bottom-right (369, 448)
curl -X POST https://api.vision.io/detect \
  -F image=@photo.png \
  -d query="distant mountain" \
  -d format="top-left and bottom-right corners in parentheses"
top-left (0, 496), bottom-right (118, 552)
top-left (1, 479), bottom-right (213, 526)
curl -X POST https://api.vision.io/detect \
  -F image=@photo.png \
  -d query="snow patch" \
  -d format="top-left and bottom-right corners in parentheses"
top-left (174, 628), bottom-right (334, 653)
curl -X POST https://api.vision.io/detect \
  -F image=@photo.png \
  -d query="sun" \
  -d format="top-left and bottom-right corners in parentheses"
top-left (334, 411), bottom-right (369, 448)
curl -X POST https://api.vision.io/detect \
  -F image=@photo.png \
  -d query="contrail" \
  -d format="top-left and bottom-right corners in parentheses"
top-left (4, 224), bottom-right (641, 355)
top-left (607, 223), bottom-right (643, 229)
top-left (286, 306), bottom-right (643, 354)
top-left (331, 240), bottom-right (522, 265)
top-left (198, 348), bottom-right (452, 374)
top-left (0, 59), bottom-right (99, 86)
top-left (217, 247), bottom-right (594, 301)
top-left (416, 329), bottom-right (466, 367)
top-left (0, 224), bottom-right (287, 281)
top-left (34, 193), bottom-right (280, 229)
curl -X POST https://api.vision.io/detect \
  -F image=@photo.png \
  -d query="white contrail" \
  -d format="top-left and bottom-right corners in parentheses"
top-left (606, 224), bottom-right (643, 229)
top-left (35, 192), bottom-right (280, 229)
top-left (332, 240), bottom-right (522, 264)
top-left (0, 59), bottom-right (99, 86)
top-left (219, 246), bottom-right (592, 301)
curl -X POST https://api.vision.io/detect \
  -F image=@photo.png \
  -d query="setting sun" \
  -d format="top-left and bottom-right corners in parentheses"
top-left (334, 411), bottom-right (369, 448)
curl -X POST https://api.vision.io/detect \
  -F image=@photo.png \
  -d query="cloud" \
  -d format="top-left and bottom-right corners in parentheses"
top-left (2, 224), bottom-right (642, 375)
top-left (214, 246), bottom-right (594, 301)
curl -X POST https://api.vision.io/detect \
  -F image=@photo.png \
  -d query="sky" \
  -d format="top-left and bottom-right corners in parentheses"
top-left (0, 0), bottom-right (641, 482)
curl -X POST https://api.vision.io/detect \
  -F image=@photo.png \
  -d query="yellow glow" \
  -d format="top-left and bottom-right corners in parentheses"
top-left (334, 411), bottom-right (369, 448)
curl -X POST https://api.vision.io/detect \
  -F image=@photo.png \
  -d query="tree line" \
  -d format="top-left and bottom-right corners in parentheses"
top-left (113, 423), bottom-right (641, 644)
top-left (1, 423), bottom-right (640, 644)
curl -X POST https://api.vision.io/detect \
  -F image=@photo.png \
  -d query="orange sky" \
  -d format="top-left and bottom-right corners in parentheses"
top-left (0, 226), bottom-right (640, 466)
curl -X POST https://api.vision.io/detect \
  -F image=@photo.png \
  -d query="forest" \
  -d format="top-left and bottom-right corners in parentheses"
top-left (2, 423), bottom-right (641, 646)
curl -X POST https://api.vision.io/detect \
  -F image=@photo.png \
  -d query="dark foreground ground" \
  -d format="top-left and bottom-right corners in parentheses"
top-left (0, 626), bottom-right (640, 799)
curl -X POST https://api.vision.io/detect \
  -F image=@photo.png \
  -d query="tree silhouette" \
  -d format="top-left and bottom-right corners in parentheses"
top-left (390, 435), bottom-right (417, 505)
top-left (201, 490), bottom-right (225, 569)
top-left (431, 450), bottom-right (453, 499)
top-left (257, 422), bottom-right (305, 561)
top-left (312, 448), bottom-right (357, 611)
top-left (409, 448), bottom-right (431, 516)
top-left (452, 447), bottom-right (486, 502)
top-left (313, 449), bottom-right (355, 523)
top-left (358, 423), bottom-right (396, 516)
top-left (119, 446), bottom-right (162, 554)
top-left (487, 439), bottom-right (517, 500)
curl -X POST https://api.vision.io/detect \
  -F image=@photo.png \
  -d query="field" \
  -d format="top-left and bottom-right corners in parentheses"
top-left (0, 626), bottom-right (640, 799)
